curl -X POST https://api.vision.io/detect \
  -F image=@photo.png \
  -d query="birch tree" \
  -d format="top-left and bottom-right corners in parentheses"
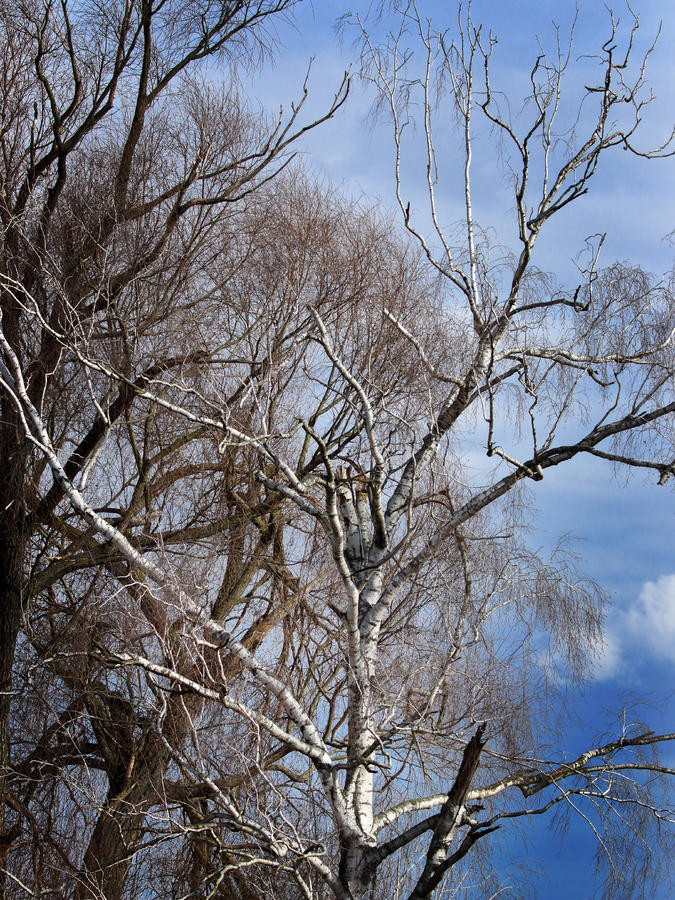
top-left (0, 2), bottom-right (673, 899)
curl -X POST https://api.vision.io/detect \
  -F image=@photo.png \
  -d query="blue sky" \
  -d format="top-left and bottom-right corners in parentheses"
top-left (248, 1), bottom-right (674, 895)
top-left (260, 0), bottom-right (674, 267)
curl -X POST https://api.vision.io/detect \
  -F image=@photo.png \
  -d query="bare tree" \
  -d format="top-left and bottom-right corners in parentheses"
top-left (0, 1), bottom-right (350, 896)
top-left (0, 2), bottom-right (673, 899)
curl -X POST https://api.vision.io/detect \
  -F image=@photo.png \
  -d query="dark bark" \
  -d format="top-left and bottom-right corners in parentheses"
top-left (0, 416), bottom-right (27, 895)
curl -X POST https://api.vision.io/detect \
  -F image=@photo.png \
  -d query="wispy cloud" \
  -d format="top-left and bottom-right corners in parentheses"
top-left (591, 628), bottom-right (622, 681)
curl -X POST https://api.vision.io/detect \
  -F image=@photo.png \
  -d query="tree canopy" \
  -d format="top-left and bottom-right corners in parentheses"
top-left (0, 2), bottom-right (672, 898)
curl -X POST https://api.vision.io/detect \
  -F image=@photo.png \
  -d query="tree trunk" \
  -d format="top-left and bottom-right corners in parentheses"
top-left (0, 431), bottom-right (27, 896)
top-left (76, 803), bottom-right (148, 900)
top-left (76, 680), bottom-right (197, 898)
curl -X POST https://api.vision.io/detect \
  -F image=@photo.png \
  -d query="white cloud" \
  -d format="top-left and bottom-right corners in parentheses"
top-left (588, 574), bottom-right (675, 681)
top-left (590, 628), bottom-right (622, 681)
top-left (625, 574), bottom-right (675, 665)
